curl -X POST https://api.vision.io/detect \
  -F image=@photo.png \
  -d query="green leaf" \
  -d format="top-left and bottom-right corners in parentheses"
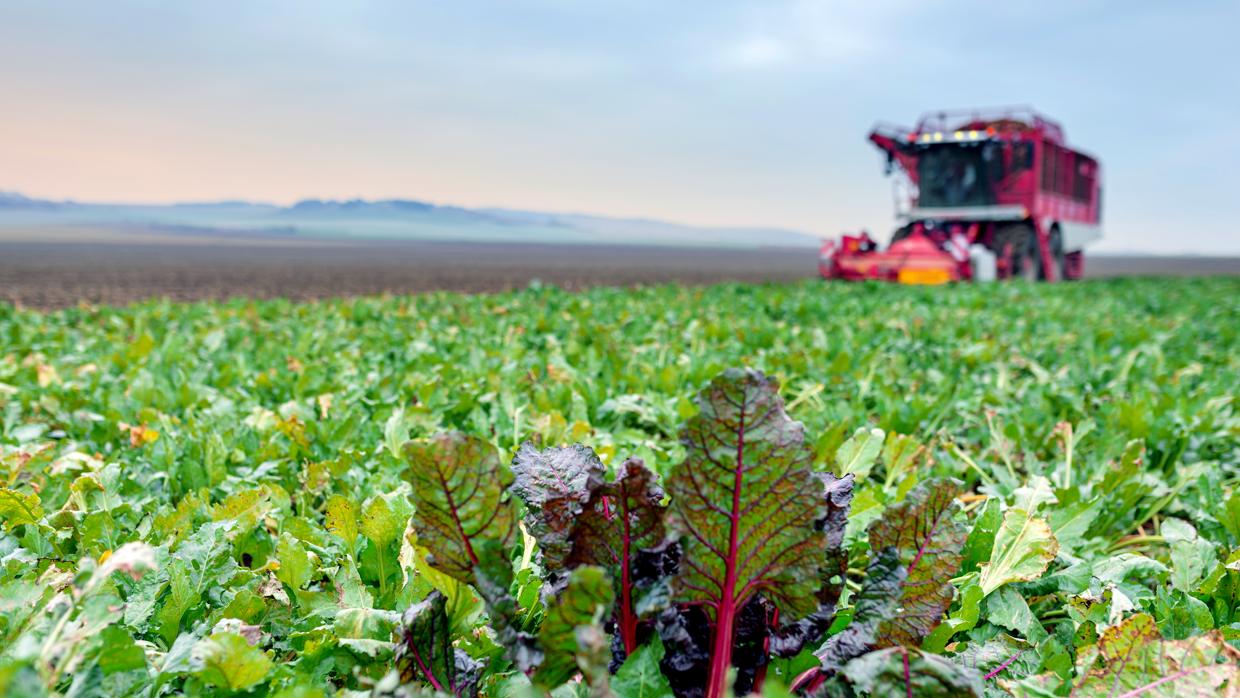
top-left (191, 631), bottom-right (273, 691)
top-left (835, 427), bottom-right (885, 481)
top-left (0, 489), bottom-right (42, 530)
top-left (666, 370), bottom-right (827, 686)
top-left (950, 634), bottom-right (1038, 689)
top-left (210, 486), bottom-right (271, 532)
top-left (335, 607), bottom-right (399, 650)
top-left (155, 562), bottom-right (200, 645)
top-left (612, 636), bottom-right (674, 698)
top-left (923, 582), bottom-right (982, 652)
top-left (1092, 553), bottom-right (1168, 585)
top-left (880, 432), bottom-right (925, 489)
top-left (1012, 475), bottom-right (1057, 513)
top-left (385, 407), bottom-right (413, 459)
top-left (534, 565), bottom-right (614, 688)
top-left (960, 498), bottom-right (1001, 576)
top-left (96, 625), bottom-right (146, 675)
top-left (276, 533), bottom-right (314, 592)
top-left (1154, 586), bottom-right (1214, 639)
top-left (985, 586), bottom-right (1046, 641)
top-left (977, 508), bottom-right (1058, 596)
top-left (1163, 519), bottom-right (1218, 594)
top-left (410, 547), bottom-right (483, 636)
top-left (868, 478), bottom-right (967, 647)
top-left (156, 629), bottom-right (201, 684)
top-left (334, 555), bottom-right (374, 609)
top-left (1048, 497), bottom-right (1101, 556)
top-left (844, 486), bottom-right (885, 540)
top-left (1217, 492), bottom-right (1240, 544)
top-left (403, 431), bottom-right (517, 582)
top-left (324, 495), bottom-right (358, 549)
top-left (360, 493), bottom-right (403, 548)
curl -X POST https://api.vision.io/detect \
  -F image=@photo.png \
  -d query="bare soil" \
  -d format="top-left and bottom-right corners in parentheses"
top-left (1, 227), bottom-right (1237, 310)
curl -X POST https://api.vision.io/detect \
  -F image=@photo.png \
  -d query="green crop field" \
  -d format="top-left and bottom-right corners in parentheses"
top-left (1, 277), bottom-right (1238, 697)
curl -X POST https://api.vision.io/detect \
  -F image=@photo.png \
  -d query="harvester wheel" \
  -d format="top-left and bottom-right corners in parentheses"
top-left (993, 223), bottom-right (1041, 281)
top-left (1015, 237), bottom-right (1042, 282)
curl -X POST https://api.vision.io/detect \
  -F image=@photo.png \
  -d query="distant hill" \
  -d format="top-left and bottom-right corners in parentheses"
top-left (0, 191), bottom-right (820, 248)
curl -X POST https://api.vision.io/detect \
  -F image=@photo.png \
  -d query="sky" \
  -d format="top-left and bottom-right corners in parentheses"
top-left (1, 1), bottom-right (1237, 254)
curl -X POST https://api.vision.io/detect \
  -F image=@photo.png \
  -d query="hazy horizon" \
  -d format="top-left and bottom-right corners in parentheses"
top-left (2, 1), bottom-right (1237, 254)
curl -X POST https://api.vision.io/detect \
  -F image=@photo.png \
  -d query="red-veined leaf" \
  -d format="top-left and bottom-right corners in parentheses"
top-left (403, 432), bottom-right (517, 582)
top-left (395, 590), bottom-right (482, 696)
top-left (868, 477), bottom-right (967, 647)
top-left (665, 368), bottom-right (827, 698)
top-left (512, 444), bottom-right (670, 658)
top-left (403, 432), bottom-right (533, 672)
top-left (565, 457), bottom-right (668, 656)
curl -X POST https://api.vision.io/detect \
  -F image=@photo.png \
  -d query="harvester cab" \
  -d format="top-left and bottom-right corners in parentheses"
top-left (821, 107), bottom-right (1102, 283)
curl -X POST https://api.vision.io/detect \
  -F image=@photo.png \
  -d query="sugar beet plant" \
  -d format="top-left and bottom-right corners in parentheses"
top-left (395, 368), bottom-right (984, 696)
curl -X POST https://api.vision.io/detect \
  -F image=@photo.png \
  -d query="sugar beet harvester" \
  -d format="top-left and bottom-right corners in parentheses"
top-left (820, 107), bottom-right (1102, 283)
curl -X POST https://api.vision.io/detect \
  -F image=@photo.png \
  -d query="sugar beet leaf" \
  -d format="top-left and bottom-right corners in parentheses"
top-left (810, 548), bottom-right (906, 678)
top-left (734, 472), bottom-right (857, 695)
top-left (510, 442), bottom-right (608, 570)
top-left (768, 471), bottom-right (856, 659)
top-left (404, 432), bottom-right (531, 670)
top-left (811, 647), bottom-right (985, 697)
top-left (396, 590), bottom-right (482, 696)
top-left (511, 445), bottom-right (669, 658)
top-left (565, 457), bottom-right (668, 656)
top-left (801, 480), bottom-right (967, 691)
top-left (1067, 613), bottom-right (1238, 697)
top-left (665, 368), bottom-right (827, 698)
top-left (868, 477), bottom-right (967, 647)
top-left (403, 432), bottom-right (518, 582)
top-left (533, 565), bottom-right (615, 688)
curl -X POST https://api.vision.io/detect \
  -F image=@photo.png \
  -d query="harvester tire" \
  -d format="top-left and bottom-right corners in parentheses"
top-left (993, 223), bottom-right (1041, 282)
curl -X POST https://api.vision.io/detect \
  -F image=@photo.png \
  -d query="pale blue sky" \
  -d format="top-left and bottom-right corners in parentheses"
top-left (1, 1), bottom-right (1237, 253)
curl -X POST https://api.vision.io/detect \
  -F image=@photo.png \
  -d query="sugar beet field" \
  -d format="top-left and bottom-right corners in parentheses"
top-left (1, 276), bottom-right (1238, 697)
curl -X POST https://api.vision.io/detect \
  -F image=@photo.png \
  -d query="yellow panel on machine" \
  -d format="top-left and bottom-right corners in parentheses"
top-left (897, 268), bottom-right (953, 285)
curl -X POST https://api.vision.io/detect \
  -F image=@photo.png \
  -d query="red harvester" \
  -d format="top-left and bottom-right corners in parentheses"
top-left (821, 107), bottom-right (1102, 283)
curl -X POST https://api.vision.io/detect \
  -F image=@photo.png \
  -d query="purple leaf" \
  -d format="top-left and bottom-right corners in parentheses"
top-left (565, 457), bottom-right (669, 655)
top-left (511, 445), bottom-right (671, 658)
top-left (511, 442), bottom-right (608, 569)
